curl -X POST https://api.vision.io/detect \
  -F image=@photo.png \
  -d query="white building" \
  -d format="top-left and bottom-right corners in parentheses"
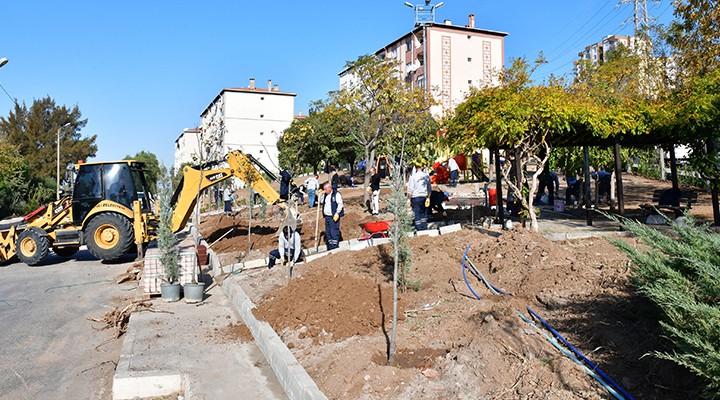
top-left (576, 35), bottom-right (635, 74)
top-left (199, 78), bottom-right (296, 170)
top-left (173, 127), bottom-right (201, 172)
top-left (339, 14), bottom-right (507, 116)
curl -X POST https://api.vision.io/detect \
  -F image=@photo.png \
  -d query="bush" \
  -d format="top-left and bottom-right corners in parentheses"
top-left (607, 214), bottom-right (720, 398)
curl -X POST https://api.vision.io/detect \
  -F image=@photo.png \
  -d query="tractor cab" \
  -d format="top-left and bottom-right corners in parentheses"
top-left (72, 160), bottom-right (153, 224)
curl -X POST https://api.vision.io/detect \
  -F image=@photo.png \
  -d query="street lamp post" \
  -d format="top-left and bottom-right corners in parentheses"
top-left (57, 122), bottom-right (72, 200)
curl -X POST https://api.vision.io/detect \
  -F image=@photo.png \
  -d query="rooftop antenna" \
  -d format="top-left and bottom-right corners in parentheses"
top-left (404, 0), bottom-right (445, 27)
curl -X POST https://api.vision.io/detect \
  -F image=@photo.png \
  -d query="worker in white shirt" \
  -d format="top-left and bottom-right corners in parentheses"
top-left (268, 225), bottom-right (303, 269)
top-left (448, 156), bottom-right (460, 187)
top-left (407, 163), bottom-right (432, 231)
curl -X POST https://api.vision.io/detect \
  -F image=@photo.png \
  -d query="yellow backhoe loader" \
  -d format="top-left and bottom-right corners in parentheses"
top-left (0, 150), bottom-right (295, 266)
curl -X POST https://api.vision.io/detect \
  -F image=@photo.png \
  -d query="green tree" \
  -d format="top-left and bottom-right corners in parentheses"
top-left (668, 0), bottom-right (720, 79)
top-left (0, 97), bottom-right (97, 184)
top-left (0, 143), bottom-right (30, 218)
top-left (124, 151), bottom-right (160, 193)
top-left (333, 54), bottom-right (436, 201)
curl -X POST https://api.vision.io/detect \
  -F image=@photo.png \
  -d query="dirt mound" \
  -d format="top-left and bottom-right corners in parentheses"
top-left (238, 228), bottom-right (701, 399)
top-left (204, 174), bottom-right (708, 399)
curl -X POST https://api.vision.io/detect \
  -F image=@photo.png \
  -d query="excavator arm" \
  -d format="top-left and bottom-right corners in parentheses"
top-left (170, 150), bottom-right (285, 233)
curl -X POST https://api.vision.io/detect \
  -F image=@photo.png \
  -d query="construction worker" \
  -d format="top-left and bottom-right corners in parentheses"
top-left (447, 155), bottom-right (460, 187)
top-left (320, 182), bottom-right (343, 249)
top-left (268, 225), bottom-right (303, 269)
top-left (407, 163), bottom-right (432, 231)
top-left (369, 167), bottom-right (381, 216)
top-left (305, 174), bottom-right (319, 207)
top-left (223, 185), bottom-right (233, 216)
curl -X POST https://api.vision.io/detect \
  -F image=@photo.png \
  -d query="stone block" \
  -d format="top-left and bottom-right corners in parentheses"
top-left (439, 223), bottom-right (462, 235)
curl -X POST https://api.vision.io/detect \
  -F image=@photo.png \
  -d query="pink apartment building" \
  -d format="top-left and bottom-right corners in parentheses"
top-left (339, 14), bottom-right (507, 116)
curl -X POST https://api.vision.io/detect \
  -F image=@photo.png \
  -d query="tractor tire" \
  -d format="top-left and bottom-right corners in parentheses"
top-left (53, 246), bottom-right (79, 258)
top-left (16, 227), bottom-right (50, 266)
top-left (85, 213), bottom-right (134, 262)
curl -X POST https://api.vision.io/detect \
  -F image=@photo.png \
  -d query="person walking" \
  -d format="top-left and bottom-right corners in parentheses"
top-left (330, 167), bottom-right (339, 191)
top-left (214, 186), bottom-right (220, 209)
top-left (369, 167), bottom-right (381, 216)
top-left (305, 174), bottom-right (319, 207)
top-left (320, 182), bottom-right (343, 250)
top-left (447, 156), bottom-right (460, 187)
top-left (223, 185), bottom-right (233, 216)
top-left (279, 169), bottom-right (292, 201)
top-left (407, 163), bottom-right (432, 231)
top-left (267, 226), bottom-right (303, 269)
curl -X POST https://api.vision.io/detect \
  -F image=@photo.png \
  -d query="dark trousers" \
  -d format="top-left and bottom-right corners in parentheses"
top-left (449, 170), bottom-right (459, 187)
top-left (325, 216), bottom-right (341, 249)
top-left (268, 248), bottom-right (302, 268)
top-left (534, 179), bottom-right (555, 205)
top-left (411, 197), bottom-right (428, 231)
top-left (224, 200), bottom-right (232, 214)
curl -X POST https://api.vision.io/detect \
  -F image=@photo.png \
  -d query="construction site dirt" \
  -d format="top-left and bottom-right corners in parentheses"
top-left (199, 174), bottom-right (711, 399)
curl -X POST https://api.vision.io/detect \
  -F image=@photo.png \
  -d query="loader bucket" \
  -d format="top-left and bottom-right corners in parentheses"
top-left (0, 225), bottom-right (19, 263)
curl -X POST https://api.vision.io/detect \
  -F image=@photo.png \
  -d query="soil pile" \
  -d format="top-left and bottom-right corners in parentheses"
top-left (201, 174), bottom-right (710, 399)
top-left (239, 229), bottom-right (701, 399)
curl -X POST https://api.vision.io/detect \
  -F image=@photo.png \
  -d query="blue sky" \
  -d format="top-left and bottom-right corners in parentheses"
top-left (0, 0), bottom-right (675, 166)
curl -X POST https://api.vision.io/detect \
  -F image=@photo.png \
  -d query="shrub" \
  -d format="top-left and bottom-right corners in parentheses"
top-left (607, 213), bottom-right (720, 398)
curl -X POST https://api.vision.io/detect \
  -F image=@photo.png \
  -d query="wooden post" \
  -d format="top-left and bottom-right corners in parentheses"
top-left (614, 141), bottom-right (625, 215)
top-left (494, 148), bottom-right (504, 228)
top-left (669, 146), bottom-right (679, 190)
top-left (583, 145), bottom-right (592, 226)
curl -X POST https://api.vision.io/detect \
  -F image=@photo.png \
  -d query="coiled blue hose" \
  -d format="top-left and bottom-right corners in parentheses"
top-left (527, 306), bottom-right (635, 400)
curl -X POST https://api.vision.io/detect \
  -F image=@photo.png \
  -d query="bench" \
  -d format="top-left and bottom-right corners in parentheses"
top-left (639, 188), bottom-right (698, 218)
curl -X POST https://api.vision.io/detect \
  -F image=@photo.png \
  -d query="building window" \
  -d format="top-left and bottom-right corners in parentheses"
top-left (260, 132), bottom-right (264, 136)
top-left (259, 149), bottom-right (264, 153)
top-left (468, 57), bottom-right (472, 62)
top-left (260, 97), bottom-right (264, 100)
top-left (468, 80), bottom-right (472, 84)
top-left (406, 38), bottom-right (413, 52)
top-left (467, 35), bottom-right (471, 39)
top-left (260, 114), bottom-right (264, 118)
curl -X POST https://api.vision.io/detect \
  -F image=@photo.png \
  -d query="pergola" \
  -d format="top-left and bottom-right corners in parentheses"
top-left (488, 128), bottom-right (720, 227)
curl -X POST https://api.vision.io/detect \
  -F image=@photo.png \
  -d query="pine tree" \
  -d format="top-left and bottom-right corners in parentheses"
top-left (157, 165), bottom-right (179, 283)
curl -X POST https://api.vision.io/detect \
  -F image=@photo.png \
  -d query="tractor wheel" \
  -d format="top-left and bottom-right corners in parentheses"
top-left (16, 228), bottom-right (50, 266)
top-left (53, 246), bottom-right (79, 258)
top-left (85, 213), bottom-right (134, 262)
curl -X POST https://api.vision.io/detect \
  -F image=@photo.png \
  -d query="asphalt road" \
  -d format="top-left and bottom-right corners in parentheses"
top-left (0, 249), bottom-right (136, 400)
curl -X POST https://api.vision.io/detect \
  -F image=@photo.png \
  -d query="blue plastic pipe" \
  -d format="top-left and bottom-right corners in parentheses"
top-left (516, 311), bottom-right (624, 399)
top-left (462, 245), bottom-right (483, 300)
top-left (527, 306), bottom-right (635, 400)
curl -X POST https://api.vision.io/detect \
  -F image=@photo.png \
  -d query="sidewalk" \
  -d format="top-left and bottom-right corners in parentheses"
top-left (113, 278), bottom-right (287, 400)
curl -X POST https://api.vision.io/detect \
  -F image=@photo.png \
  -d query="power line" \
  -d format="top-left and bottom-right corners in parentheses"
top-left (541, 0), bottom-right (617, 60)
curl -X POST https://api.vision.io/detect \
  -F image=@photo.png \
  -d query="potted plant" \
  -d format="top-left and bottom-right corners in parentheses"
top-left (158, 165), bottom-right (181, 302)
top-left (182, 261), bottom-right (205, 303)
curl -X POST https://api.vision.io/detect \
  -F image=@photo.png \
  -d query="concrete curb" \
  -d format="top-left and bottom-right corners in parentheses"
top-left (112, 312), bottom-right (185, 400)
top-left (544, 230), bottom-right (630, 241)
top-left (221, 279), bottom-right (328, 400)
top-left (199, 227), bottom-right (327, 400)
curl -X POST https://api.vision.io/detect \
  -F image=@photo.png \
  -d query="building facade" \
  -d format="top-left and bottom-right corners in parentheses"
top-left (576, 34), bottom-right (634, 74)
top-left (173, 127), bottom-right (201, 172)
top-left (199, 78), bottom-right (296, 170)
top-left (339, 14), bottom-right (507, 116)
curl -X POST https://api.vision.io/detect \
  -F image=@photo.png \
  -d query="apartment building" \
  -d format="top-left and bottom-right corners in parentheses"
top-left (198, 78), bottom-right (296, 170)
top-left (173, 127), bottom-right (201, 172)
top-left (576, 34), bottom-right (635, 73)
top-left (339, 14), bottom-right (507, 116)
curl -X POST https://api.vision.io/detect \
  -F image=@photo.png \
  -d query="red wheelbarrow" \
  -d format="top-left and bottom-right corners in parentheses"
top-left (359, 220), bottom-right (392, 240)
